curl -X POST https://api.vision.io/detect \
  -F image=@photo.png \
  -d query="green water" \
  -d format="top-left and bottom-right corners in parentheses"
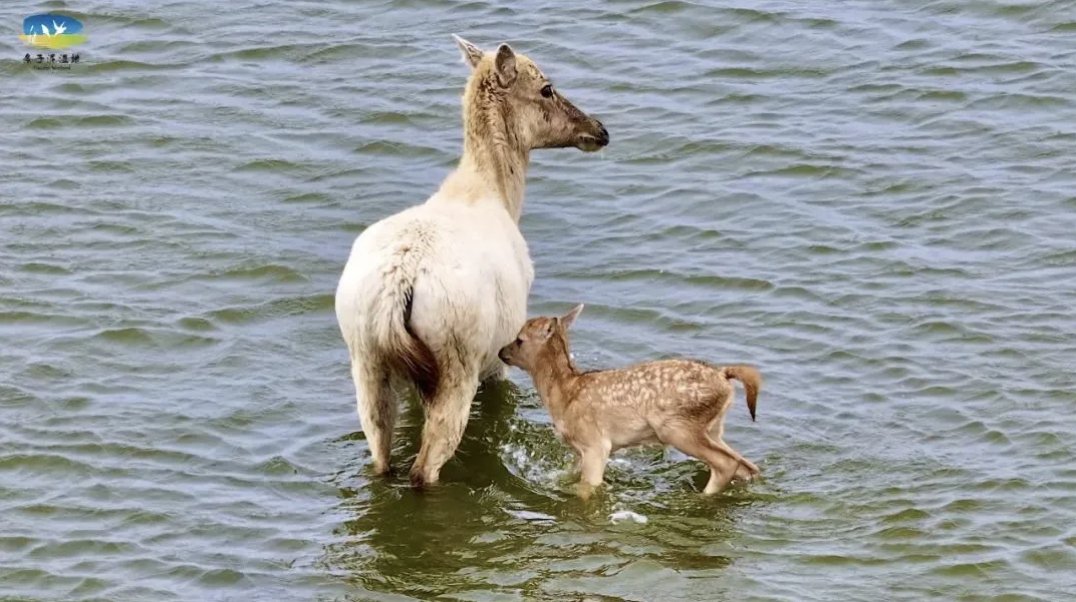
top-left (2, 1), bottom-right (1076, 600)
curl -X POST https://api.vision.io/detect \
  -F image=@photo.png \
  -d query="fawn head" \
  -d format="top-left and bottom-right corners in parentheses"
top-left (499, 304), bottom-right (584, 372)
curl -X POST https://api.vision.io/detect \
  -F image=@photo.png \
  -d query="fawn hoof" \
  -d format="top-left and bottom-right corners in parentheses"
top-left (575, 481), bottom-right (600, 501)
top-left (733, 467), bottom-right (755, 483)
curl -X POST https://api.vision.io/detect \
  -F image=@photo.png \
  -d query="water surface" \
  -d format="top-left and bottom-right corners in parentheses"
top-left (2, 1), bottom-right (1076, 600)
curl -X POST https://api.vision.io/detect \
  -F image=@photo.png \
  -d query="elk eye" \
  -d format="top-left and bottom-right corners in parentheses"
top-left (540, 84), bottom-right (553, 98)
top-left (515, 337), bottom-right (523, 346)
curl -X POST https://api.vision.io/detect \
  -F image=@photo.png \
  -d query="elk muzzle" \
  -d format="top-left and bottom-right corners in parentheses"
top-left (576, 119), bottom-right (609, 152)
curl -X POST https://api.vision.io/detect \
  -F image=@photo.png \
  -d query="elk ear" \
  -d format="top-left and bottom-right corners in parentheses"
top-left (494, 43), bottom-right (517, 87)
top-left (453, 34), bottom-right (484, 69)
top-left (561, 304), bottom-right (584, 330)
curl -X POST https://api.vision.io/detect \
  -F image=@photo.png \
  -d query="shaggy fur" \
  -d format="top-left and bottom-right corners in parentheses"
top-left (335, 37), bottom-right (608, 487)
top-left (499, 305), bottom-right (762, 498)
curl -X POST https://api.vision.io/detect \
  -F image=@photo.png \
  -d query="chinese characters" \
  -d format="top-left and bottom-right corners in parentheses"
top-left (22, 52), bottom-right (80, 68)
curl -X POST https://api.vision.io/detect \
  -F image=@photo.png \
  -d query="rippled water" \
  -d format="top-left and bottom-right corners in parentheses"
top-left (3, 1), bottom-right (1076, 600)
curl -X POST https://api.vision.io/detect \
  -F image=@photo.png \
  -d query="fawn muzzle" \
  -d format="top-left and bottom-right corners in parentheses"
top-left (498, 345), bottom-right (513, 365)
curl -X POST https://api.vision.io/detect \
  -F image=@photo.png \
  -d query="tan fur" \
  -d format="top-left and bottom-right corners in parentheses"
top-left (499, 305), bottom-right (762, 498)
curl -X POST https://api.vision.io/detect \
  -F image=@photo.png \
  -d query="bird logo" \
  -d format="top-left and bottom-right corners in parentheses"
top-left (20, 14), bottom-right (85, 49)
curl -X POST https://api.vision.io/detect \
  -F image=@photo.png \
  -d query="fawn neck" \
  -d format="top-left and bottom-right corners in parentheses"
top-left (529, 335), bottom-right (581, 419)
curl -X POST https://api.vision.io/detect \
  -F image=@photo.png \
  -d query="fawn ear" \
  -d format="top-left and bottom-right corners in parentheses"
top-left (494, 43), bottom-right (517, 87)
top-left (453, 35), bottom-right (484, 69)
top-left (561, 304), bottom-right (584, 330)
top-left (540, 319), bottom-right (556, 339)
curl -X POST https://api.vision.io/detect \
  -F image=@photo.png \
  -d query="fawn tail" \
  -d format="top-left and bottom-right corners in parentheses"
top-left (723, 365), bottom-right (761, 421)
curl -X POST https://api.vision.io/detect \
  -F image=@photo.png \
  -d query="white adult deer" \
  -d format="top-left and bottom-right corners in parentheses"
top-left (335, 36), bottom-right (608, 487)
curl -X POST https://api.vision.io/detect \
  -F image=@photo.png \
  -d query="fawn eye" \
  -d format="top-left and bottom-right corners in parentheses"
top-left (540, 84), bottom-right (553, 98)
top-left (515, 337), bottom-right (523, 346)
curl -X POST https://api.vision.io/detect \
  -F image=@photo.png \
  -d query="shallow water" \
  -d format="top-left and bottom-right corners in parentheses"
top-left (2, 1), bottom-right (1076, 600)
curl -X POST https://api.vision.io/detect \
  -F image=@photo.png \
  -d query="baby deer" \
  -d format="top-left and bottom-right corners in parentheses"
top-left (499, 304), bottom-right (761, 498)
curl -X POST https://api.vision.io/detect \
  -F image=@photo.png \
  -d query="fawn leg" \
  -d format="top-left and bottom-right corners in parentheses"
top-left (575, 444), bottom-right (610, 500)
top-left (665, 429), bottom-right (741, 495)
top-left (712, 438), bottom-right (761, 477)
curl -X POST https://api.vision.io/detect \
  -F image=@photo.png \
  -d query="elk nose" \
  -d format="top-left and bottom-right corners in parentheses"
top-left (498, 348), bottom-right (510, 363)
top-left (595, 123), bottom-right (609, 146)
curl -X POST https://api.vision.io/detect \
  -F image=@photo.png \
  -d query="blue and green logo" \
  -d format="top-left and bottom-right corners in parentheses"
top-left (20, 14), bottom-right (86, 49)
